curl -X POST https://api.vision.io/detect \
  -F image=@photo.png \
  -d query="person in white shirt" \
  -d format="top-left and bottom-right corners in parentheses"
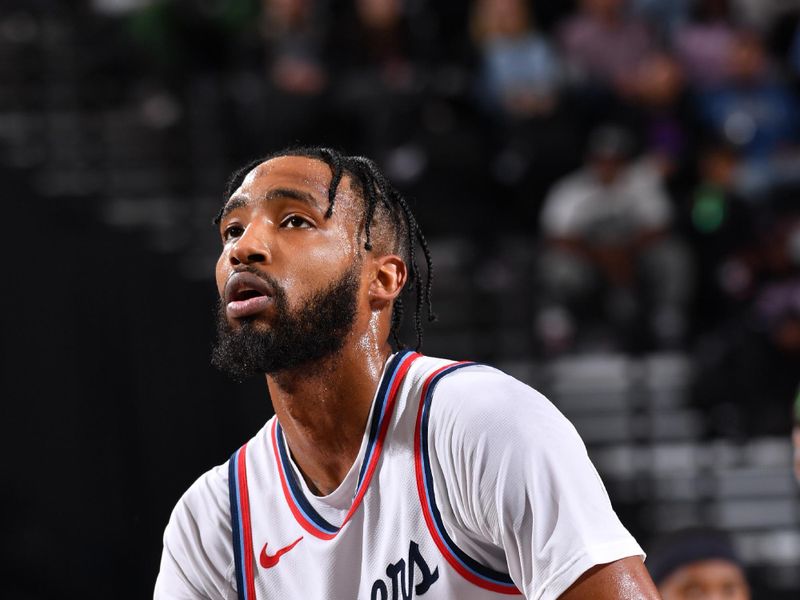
top-left (537, 125), bottom-right (692, 352)
top-left (154, 146), bottom-right (660, 599)
top-left (647, 528), bottom-right (750, 600)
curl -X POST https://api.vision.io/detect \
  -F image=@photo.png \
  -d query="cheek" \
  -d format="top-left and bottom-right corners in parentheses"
top-left (283, 240), bottom-right (357, 299)
top-left (215, 252), bottom-right (229, 296)
top-left (286, 248), bottom-right (347, 291)
top-left (301, 231), bottom-right (356, 273)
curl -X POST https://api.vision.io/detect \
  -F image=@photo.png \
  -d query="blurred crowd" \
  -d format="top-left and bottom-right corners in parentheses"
top-left (8, 0), bottom-right (800, 422)
top-left (1, 2), bottom-right (799, 597)
top-left (109, 0), bottom-right (800, 434)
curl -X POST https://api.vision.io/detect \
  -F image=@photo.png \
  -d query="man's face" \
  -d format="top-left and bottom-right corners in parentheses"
top-left (583, 0), bottom-right (624, 19)
top-left (659, 559), bottom-right (750, 600)
top-left (211, 156), bottom-right (367, 378)
top-left (591, 155), bottom-right (624, 184)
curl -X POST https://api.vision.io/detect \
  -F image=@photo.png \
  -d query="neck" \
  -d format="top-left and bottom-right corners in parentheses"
top-left (595, 11), bottom-right (621, 27)
top-left (267, 325), bottom-right (393, 496)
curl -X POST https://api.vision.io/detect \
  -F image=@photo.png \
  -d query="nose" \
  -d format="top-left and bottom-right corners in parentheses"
top-left (229, 224), bottom-right (271, 266)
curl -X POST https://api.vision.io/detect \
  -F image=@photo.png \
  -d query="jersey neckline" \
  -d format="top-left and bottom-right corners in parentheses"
top-left (270, 349), bottom-right (421, 540)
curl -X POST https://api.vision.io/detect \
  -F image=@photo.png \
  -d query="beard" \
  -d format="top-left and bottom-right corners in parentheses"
top-left (211, 264), bottom-right (360, 382)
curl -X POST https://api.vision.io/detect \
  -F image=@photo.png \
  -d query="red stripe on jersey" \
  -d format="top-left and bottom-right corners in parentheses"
top-left (414, 363), bottom-right (521, 595)
top-left (340, 351), bottom-right (418, 526)
top-left (271, 352), bottom-right (420, 540)
top-left (271, 420), bottom-right (337, 540)
top-left (237, 444), bottom-right (258, 600)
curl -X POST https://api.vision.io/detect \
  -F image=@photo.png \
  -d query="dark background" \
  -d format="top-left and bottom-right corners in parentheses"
top-left (2, 1), bottom-right (799, 598)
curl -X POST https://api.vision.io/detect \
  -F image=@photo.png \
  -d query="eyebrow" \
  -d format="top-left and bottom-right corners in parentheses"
top-left (218, 187), bottom-right (324, 221)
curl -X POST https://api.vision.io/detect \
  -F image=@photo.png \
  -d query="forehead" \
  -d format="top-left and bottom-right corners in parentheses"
top-left (671, 559), bottom-right (746, 586)
top-left (232, 155), bottom-right (357, 211)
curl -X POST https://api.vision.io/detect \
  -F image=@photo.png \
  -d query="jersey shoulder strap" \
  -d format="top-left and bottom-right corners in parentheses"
top-left (414, 361), bottom-right (521, 595)
top-left (229, 443), bottom-right (257, 600)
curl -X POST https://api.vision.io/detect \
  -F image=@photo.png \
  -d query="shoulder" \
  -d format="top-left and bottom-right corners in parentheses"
top-left (545, 170), bottom-right (592, 202)
top-left (172, 461), bottom-right (232, 535)
top-left (165, 417), bottom-right (275, 542)
top-left (164, 461), bottom-right (233, 565)
top-left (161, 419), bottom-right (275, 547)
top-left (428, 362), bottom-right (537, 400)
top-left (540, 172), bottom-right (595, 232)
top-left (422, 361), bottom-right (613, 501)
top-left (156, 461), bottom-right (236, 599)
top-left (419, 362), bottom-right (590, 481)
top-left (428, 363), bottom-right (578, 442)
top-left (421, 363), bottom-right (645, 598)
top-left (156, 421), bottom-right (276, 599)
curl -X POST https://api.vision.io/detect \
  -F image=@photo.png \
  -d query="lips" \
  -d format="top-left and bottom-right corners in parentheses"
top-left (224, 271), bottom-right (275, 319)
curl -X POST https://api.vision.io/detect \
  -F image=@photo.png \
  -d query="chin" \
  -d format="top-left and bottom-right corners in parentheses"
top-left (235, 316), bottom-right (270, 331)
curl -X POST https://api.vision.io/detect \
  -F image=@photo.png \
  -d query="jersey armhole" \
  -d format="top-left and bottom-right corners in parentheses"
top-left (229, 444), bottom-right (257, 600)
top-left (412, 362), bottom-right (522, 596)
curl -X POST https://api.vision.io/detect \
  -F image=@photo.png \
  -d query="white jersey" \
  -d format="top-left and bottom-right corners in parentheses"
top-left (155, 351), bottom-right (643, 600)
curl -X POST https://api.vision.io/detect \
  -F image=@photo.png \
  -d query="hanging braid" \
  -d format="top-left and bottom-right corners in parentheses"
top-left (215, 146), bottom-right (436, 351)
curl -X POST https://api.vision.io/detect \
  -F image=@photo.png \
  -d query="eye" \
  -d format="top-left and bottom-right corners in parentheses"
top-left (222, 224), bottom-right (244, 241)
top-left (282, 215), bottom-right (312, 229)
top-left (683, 584), bottom-right (704, 600)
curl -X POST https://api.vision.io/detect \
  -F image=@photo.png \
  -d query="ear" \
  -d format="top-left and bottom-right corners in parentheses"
top-left (368, 254), bottom-right (407, 307)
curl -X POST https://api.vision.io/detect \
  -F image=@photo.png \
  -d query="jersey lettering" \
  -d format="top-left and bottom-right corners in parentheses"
top-left (370, 540), bottom-right (439, 600)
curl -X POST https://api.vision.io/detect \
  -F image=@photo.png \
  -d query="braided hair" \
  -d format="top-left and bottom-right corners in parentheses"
top-left (214, 146), bottom-right (436, 350)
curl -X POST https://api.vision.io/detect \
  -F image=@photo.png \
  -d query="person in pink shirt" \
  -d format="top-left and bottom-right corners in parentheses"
top-left (558, 0), bottom-right (655, 95)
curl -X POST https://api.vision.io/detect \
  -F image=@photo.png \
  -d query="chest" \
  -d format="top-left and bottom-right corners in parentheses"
top-left (243, 434), bottom-right (506, 599)
top-left (229, 354), bottom-right (520, 599)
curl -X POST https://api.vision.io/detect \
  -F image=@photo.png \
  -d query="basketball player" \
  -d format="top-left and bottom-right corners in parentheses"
top-left (154, 148), bottom-right (660, 599)
top-left (793, 385), bottom-right (800, 484)
top-left (648, 528), bottom-right (750, 600)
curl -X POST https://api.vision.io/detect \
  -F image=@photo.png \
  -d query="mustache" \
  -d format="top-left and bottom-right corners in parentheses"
top-left (227, 265), bottom-right (285, 297)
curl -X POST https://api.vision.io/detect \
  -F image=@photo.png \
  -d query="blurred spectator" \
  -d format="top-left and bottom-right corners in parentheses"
top-left (684, 141), bottom-right (754, 332)
top-left (557, 0), bottom-right (656, 95)
top-left (468, 0), bottom-right (577, 197)
top-left (470, 0), bottom-right (562, 119)
top-left (329, 0), bottom-right (426, 161)
top-left (238, 0), bottom-right (335, 153)
top-left (750, 215), bottom-right (800, 356)
top-left (794, 385), bottom-right (800, 484)
top-left (630, 0), bottom-right (690, 39)
top-left (94, 0), bottom-right (156, 16)
top-left (693, 211), bottom-right (800, 436)
top-left (261, 0), bottom-right (327, 95)
top-left (344, 0), bottom-right (416, 90)
top-left (787, 19), bottom-right (800, 80)
top-left (536, 125), bottom-right (692, 353)
top-left (696, 31), bottom-right (800, 197)
top-left (733, 0), bottom-right (792, 32)
top-left (127, 0), bottom-right (259, 74)
top-left (672, 0), bottom-right (739, 90)
top-left (647, 528), bottom-right (750, 600)
top-left (622, 52), bottom-right (697, 183)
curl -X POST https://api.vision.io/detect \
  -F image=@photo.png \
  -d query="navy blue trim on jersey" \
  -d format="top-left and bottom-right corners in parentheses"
top-left (273, 349), bottom-right (415, 536)
top-left (356, 349), bottom-right (413, 487)
top-left (228, 450), bottom-right (247, 600)
top-left (274, 423), bottom-right (339, 535)
top-left (418, 363), bottom-right (517, 587)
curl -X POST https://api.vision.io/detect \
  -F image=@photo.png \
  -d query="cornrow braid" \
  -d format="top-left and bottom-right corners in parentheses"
top-left (317, 147), bottom-right (341, 219)
top-left (216, 146), bottom-right (436, 351)
top-left (390, 297), bottom-right (405, 349)
top-left (391, 189), bottom-right (437, 343)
